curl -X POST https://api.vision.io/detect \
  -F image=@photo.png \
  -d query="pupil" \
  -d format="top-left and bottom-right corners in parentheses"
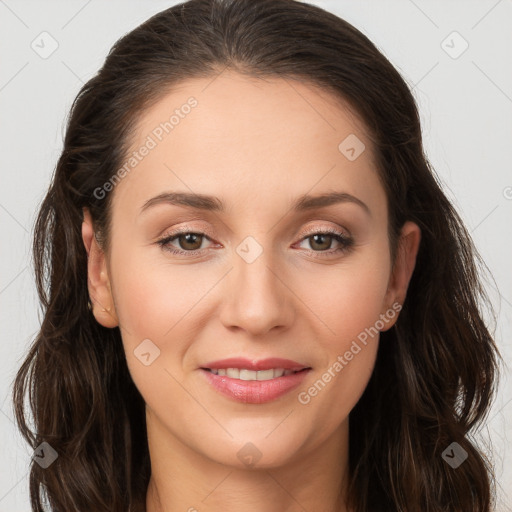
top-left (312, 234), bottom-right (331, 251)
top-left (181, 233), bottom-right (201, 250)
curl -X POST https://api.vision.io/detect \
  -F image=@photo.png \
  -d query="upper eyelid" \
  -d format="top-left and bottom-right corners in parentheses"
top-left (158, 223), bottom-right (215, 240)
top-left (159, 218), bottom-right (351, 237)
top-left (159, 225), bottom-right (349, 238)
top-left (299, 224), bottom-right (350, 237)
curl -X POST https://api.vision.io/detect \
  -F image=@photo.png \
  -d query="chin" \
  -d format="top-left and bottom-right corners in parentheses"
top-left (199, 430), bottom-right (308, 470)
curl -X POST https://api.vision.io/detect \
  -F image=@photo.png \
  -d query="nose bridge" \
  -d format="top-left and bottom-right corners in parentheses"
top-left (219, 234), bottom-right (294, 336)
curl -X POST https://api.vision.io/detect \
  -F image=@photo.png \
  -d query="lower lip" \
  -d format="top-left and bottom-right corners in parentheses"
top-left (201, 369), bottom-right (311, 404)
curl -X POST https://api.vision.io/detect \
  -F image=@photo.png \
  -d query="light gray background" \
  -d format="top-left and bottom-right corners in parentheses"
top-left (0, 0), bottom-right (511, 510)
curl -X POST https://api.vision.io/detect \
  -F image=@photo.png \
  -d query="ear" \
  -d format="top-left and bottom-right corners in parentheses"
top-left (82, 207), bottom-right (119, 328)
top-left (381, 220), bottom-right (421, 331)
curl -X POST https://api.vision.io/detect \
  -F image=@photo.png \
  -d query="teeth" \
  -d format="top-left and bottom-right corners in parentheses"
top-left (240, 369), bottom-right (256, 380)
top-left (209, 368), bottom-right (297, 381)
top-left (226, 368), bottom-right (240, 379)
top-left (256, 369), bottom-right (274, 380)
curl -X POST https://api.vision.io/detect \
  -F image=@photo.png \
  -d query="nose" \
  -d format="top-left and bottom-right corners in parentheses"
top-left (218, 241), bottom-right (295, 338)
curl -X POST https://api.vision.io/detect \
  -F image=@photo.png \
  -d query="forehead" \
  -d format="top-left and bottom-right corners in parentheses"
top-left (111, 70), bottom-right (385, 220)
top-left (129, 70), bottom-right (373, 161)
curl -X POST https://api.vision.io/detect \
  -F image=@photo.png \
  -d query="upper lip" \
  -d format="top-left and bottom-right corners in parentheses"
top-left (201, 357), bottom-right (310, 372)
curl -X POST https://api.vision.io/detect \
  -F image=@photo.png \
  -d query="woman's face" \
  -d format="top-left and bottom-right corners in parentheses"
top-left (84, 71), bottom-right (420, 469)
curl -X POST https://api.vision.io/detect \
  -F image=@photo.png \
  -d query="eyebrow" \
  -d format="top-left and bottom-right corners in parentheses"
top-left (140, 191), bottom-right (371, 216)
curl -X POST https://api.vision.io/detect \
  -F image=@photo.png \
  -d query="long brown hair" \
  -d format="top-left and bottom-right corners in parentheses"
top-left (12, 0), bottom-right (500, 510)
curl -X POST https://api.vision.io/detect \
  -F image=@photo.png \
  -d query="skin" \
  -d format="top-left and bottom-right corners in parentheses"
top-left (82, 70), bottom-right (421, 512)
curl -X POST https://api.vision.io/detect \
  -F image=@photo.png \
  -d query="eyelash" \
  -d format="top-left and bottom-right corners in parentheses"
top-left (156, 226), bottom-right (354, 259)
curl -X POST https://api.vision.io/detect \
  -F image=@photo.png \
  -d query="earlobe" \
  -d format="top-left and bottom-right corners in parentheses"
top-left (82, 208), bottom-right (119, 328)
top-left (381, 221), bottom-right (421, 331)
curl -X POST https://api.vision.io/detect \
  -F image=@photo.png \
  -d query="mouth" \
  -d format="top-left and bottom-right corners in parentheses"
top-left (199, 358), bottom-right (312, 404)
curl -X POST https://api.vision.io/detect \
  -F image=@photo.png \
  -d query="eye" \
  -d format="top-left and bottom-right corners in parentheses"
top-left (157, 231), bottom-right (214, 255)
top-left (156, 226), bottom-right (354, 258)
top-left (296, 228), bottom-right (354, 257)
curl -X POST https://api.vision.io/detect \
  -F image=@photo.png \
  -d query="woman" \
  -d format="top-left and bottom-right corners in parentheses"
top-left (12, 0), bottom-right (500, 510)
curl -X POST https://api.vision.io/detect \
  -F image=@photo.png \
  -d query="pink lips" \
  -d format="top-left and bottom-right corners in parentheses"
top-left (200, 357), bottom-right (311, 404)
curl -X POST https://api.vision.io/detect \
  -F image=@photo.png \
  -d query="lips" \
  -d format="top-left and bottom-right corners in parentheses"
top-left (200, 357), bottom-right (312, 404)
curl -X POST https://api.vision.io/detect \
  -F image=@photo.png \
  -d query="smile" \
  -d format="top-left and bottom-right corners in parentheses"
top-left (205, 368), bottom-right (305, 380)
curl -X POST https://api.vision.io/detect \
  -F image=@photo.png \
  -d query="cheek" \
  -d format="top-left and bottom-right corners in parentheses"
top-left (294, 243), bottom-right (391, 346)
top-left (109, 256), bottom-right (202, 409)
top-left (109, 235), bottom-right (208, 334)
top-left (108, 244), bottom-right (237, 396)
top-left (292, 242), bottom-right (390, 412)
